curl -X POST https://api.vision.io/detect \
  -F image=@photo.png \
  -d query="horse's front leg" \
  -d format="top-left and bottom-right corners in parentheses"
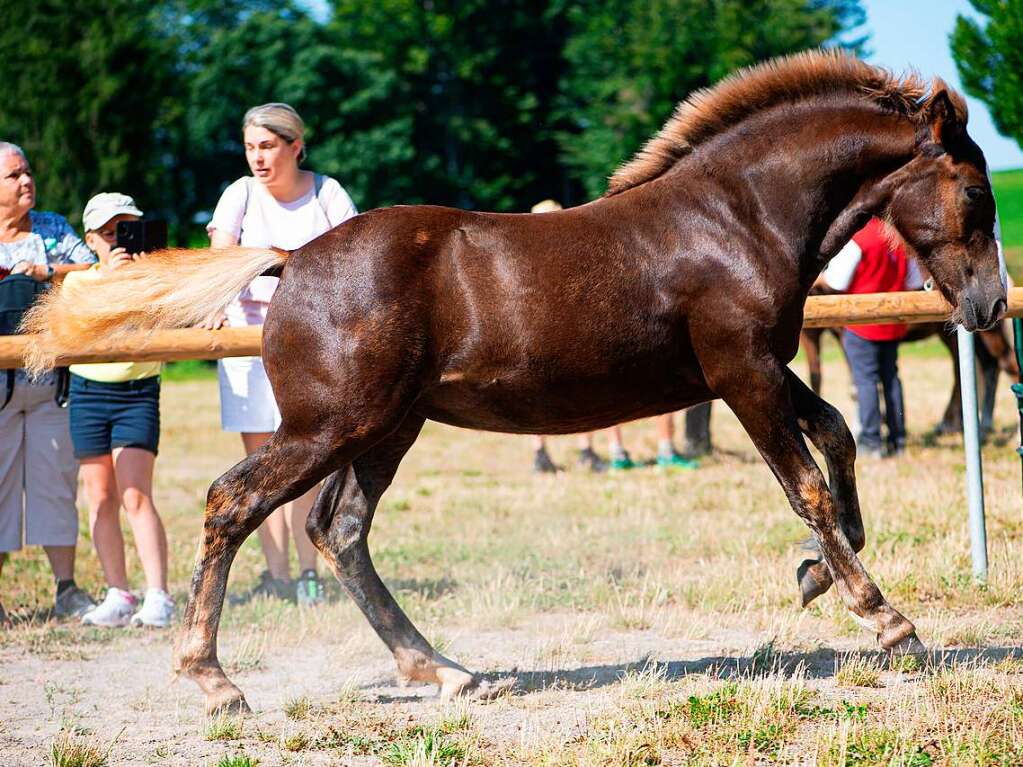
top-left (715, 360), bottom-right (922, 652)
top-left (785, 370), bottom-right (864, 606)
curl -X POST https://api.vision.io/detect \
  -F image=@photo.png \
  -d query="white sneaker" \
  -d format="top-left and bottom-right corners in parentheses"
top-left (81, 587), bottom-right (137, 627)
top-left (130, 588), bottom-right (175, 628)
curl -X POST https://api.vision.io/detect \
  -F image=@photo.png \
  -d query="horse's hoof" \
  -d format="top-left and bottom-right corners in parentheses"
top-left (878, 616), bottom-right (925, 655)
top-left (205, 691), bottom-right (251, 716)
top-left (797, 559), bottom-right (831, 607)
top-left (436, 667), bottom-right (478, 700)
top-left (469, 676), bottom-right (516, 701)
top-left (884, 633), bottom-right (926, 656)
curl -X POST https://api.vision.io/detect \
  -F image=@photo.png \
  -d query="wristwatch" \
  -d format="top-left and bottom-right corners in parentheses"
top-left (45, 264), bottom-right (54, 281)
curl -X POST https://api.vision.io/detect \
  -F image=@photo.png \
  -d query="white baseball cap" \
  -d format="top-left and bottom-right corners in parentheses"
top-left (82, 192), bottom-right (143, 232)
top-left (530, 199), bottom-right (563, 214)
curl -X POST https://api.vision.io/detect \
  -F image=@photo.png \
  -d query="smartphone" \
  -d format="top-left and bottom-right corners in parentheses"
top-left (115, 220), bottom-right (168, 255)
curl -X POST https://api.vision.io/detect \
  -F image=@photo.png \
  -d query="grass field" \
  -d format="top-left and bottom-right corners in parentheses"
top-left (992, 168), bottom-right (1023, 278)
top-left (1, 340), bottom-right (1022, 765)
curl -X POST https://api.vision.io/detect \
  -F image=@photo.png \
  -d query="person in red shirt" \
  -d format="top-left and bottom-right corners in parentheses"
top-left (817, 218), bottom-right (922, 458)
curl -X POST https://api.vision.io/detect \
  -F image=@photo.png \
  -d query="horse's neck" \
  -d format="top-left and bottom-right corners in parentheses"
top-left (678, 103), bottom-right (918, 277)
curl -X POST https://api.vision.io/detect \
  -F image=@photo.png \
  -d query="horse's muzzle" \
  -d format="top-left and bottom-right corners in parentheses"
top-left (960, 290), bottom-right (1007, 332)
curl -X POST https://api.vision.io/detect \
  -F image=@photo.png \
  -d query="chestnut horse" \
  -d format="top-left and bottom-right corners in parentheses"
top-left (26, 51), bottom-right (1006, 714)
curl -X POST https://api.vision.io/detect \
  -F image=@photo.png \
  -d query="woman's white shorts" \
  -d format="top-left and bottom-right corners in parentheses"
top-left (217, 356), bottom-right (282, 433)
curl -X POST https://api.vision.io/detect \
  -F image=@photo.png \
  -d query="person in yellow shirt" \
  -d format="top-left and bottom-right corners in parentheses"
top-left (67, 193), bottom-right (173, 628)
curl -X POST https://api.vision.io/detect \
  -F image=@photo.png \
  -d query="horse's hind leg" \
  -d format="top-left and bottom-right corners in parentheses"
top-left (935, 331), bottom-right (964, 435)
top-left (976, 338), bottom-right (1000, 438)
top-left (174, 430), bottom-right (337, 714)
top-left (307, 416), bottom-right (479, 698)
top-left (786, 370), bottom-right (863, 607)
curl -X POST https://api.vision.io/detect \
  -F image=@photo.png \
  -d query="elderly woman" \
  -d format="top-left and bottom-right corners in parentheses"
top-left (203, 104), bottom-right (358, 606)
top-left (0, 141), bottom-right (96, 622)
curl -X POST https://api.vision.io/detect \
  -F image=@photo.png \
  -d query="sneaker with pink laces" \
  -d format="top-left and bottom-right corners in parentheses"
top-left (130, 588), bottom-right (175, 628)
top-left (81, 587), bottom-right (137, 627)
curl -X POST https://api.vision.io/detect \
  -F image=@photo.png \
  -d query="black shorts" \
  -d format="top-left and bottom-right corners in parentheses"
top-left (68, 374), bottom-right (160, 458)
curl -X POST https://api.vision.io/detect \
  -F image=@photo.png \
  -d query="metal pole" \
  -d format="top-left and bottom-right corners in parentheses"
top-left (957, 325), bottom-right (988, 582)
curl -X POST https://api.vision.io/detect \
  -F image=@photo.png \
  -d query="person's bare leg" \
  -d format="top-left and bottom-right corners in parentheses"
top-left (113, 447), bottom-right (168, 592)
top-left (286, 486), bottom-right (320, 573)
top-left (43, 546), bottom-right (76, 582)
top-left (241, 432), bottom-right (290, 579)
top-left (80, 455), bottom-right (130, 590)
top-left (656, 413), bottom-right (679, 460)
top-left (532, 435), bottom-right (545, 451)
top-left (657, 413), bottom-right (674, 443)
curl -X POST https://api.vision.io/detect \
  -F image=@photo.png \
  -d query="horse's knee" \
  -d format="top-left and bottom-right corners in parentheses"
top-left (816, 404), bottom-right (855, 463)
top-left (793, 473), bottom-right (835, 527)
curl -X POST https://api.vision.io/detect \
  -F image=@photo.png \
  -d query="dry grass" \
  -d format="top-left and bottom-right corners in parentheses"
top-left (3, 338), bottom-right (1023, 765)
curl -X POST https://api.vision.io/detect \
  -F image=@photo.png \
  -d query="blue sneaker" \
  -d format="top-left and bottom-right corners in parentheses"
top-left (610, 451), bottom-right (640, 470)
top-left (656, 452), bottom-right (699, 470)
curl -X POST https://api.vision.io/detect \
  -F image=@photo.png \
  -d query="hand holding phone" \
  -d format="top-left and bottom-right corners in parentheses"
top-left (116, 220), bottom-right (167, 255)
top-left (107, 248), bottom-right (136, 270)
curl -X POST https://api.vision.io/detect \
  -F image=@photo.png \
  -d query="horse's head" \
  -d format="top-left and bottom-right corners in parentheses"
top-left (886, 89), bottom-right (1006, 331)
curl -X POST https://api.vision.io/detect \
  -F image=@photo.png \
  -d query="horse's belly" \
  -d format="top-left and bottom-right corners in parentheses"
top-left (414, 368), bottom-right (713, 434)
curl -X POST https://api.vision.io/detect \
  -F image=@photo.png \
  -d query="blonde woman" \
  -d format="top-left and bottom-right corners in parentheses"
top-left (203, 103), bottom-right (358, 606)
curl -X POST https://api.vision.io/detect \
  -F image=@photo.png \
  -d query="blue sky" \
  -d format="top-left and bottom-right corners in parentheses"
top-left (862, 0), bottom-right (1022, 170)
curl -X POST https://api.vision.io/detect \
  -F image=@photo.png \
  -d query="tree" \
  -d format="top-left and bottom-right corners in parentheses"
top-left (951, 0), bottom-right (1023, 149)
top-left (0, 0), bottom-right (178, 227)
top-left (555, 0), bottom-right (867, 199)
top-left (329, 0), bottom-right (570, 211)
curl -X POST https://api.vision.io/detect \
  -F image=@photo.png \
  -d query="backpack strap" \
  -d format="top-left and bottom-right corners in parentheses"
top-left (313, 173), bottom-right (330, 220)
top-left (54, 368), bottom-right (70, 408)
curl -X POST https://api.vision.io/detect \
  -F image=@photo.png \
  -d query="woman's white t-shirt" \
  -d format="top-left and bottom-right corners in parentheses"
top-left (207, 174), bottom-right (358, 325)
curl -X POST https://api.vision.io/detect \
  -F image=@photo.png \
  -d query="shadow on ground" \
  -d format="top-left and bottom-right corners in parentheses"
top-left (368, 645), bottom-right (1023, 702)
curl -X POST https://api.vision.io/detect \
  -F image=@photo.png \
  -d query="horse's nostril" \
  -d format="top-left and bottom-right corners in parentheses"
top-left (992, 298), bottom-right (1007, 321)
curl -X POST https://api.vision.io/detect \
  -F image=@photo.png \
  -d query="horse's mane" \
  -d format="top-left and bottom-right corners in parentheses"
top-left (606, 49), bottom-right (968, 197)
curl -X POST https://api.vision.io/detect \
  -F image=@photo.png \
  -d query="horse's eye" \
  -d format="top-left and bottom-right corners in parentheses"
top-left (965, 186), bottom-right (987, 202)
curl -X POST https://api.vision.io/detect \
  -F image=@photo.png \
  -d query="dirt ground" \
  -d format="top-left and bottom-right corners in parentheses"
top-left (2, 342), bottom-right (1023, 766)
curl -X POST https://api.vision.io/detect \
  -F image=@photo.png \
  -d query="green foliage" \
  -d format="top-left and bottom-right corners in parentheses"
top-left (329, 0), bottom-right (570, 211)
top-left (951, 1), bottom-right (1023, 151)
top-left (0, 0), bottom-right (867, 236)
top-left (555, 0), bottom-right (866, 198)
top-left (0, 0), bottom-right (178, 227)
top-left (992, 169), bottom-right (1023, 247)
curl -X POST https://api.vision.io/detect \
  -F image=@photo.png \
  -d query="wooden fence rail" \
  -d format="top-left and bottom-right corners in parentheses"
top-left (2, 287), bottom-right (1022, 368)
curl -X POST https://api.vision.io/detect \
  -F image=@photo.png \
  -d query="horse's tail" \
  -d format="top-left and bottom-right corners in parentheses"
top-left (23, 246), bottom-right (288, 374)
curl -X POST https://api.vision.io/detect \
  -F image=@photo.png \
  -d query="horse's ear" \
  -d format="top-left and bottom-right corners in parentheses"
top-left (925, 89), bottom-right (963, 147)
